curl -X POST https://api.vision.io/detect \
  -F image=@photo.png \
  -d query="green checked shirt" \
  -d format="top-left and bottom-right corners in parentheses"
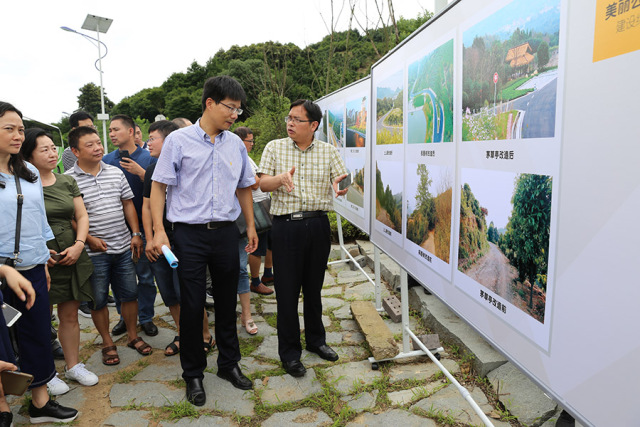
top-left (258, 137), bottom-right (347, 216)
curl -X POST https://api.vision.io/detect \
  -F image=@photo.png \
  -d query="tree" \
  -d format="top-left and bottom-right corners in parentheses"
top-left (415, 164), bottom-right (435, 230)
top-left (537, 41), bottom-right (550, 69)
top-left (77, 82), bottom-right (114, 116)
top-left (501, 174), bottom-right (552, 307)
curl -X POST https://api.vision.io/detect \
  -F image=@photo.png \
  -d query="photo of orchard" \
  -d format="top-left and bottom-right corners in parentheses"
top-left (408, 39), bottom-right (454, 144)
top-left (375, 70), bottom-right (403, 145)
top-left (458, 169), bottom-right (552, 323)
top-left (462, 0), bottom-right (561, 141)
top-left (405, 163), bottom-right (453, 263)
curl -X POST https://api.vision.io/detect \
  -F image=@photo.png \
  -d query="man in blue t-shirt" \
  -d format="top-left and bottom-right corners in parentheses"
top-left (103, 114), bottom-right (158, 338)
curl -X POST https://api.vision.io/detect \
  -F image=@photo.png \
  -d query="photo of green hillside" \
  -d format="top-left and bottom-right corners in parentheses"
top-left (327, 105), bottom-right (344, 147)
top-left (345, 156), bottom-right (365, 209)
top-left (462, 0), bottom-right (561, 141)
top-left (408, 39), bottom-right (454, 144)
top-left (375, 161), bottom-right (403, 233)
top-left (405, 163), bottom-right (452, 263)
top-left (376, 70), bottom-right (403, 145)
top-left (458, 169), bottom-right (552, 323)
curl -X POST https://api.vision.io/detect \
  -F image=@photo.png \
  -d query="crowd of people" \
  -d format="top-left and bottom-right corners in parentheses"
top-left (0, 74), bottom-right (348, 423)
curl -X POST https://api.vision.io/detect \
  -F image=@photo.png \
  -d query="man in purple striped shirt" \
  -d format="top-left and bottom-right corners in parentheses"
top-left (149, 76), bottom-right (257, 406)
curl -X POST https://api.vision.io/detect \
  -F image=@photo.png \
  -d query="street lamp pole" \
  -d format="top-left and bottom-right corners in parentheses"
top-left (61, 14), bottom-right (113, 152)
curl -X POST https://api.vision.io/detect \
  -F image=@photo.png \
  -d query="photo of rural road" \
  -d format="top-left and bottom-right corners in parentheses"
top-left (408, 39), bottom-right (454, 144)
top-left (376, 70), bottom-right (403, 145)
top-left (328, 104), bottom-right (344, 147)
top-left (345, 156), bottom-right (365, 209)
top-left (458, 168), bottom-right (552, 323)
top-left (405, 163), bottom-right (452, 263)
top-left (462, 0), bottom-right (561, 141)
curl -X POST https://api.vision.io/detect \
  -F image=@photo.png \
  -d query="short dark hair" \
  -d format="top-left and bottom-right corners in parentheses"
top-left (201, 75), bottom-right (246, 112)
top-left (110, 114), bottom-right (136, 130)
top-left (0, 101), bottom-right (36, 183)
top-left (22, 128), bottom-right (51, 162)
top-left (233, 127), bottom-right (253, 140)
top-left (290, 99), bottom-right (322, 131)
top-left (69, 111), bottom-right (94, 128)
top-left (69, 126), bottom-right (98, 150)
top-left (149, 120), bottom-right (179, 139)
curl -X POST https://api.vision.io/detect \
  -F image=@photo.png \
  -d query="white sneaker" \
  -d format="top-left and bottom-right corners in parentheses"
top-left (47, 374), bottom-right (70, 396)
top-left (64, 363), bottom-right (99, 386)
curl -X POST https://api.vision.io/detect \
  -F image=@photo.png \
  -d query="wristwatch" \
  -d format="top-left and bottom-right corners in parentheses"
top-left (132, 232), bottom-right (142, 237)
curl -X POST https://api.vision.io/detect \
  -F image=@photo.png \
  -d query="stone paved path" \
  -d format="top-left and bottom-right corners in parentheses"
top-left (6, 245), bottom-right (511, 426)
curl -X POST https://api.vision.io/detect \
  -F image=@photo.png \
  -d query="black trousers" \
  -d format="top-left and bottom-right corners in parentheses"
top-left (173, 222), bottom-right (240, 380)
top-left (271, 214), bottom-right (331, 362)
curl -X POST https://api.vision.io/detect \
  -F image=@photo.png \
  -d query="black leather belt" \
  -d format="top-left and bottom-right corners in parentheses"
top-left (274, 211), bottom-right (327, 221)
top-left (175, 221), bottom-right (233, 230)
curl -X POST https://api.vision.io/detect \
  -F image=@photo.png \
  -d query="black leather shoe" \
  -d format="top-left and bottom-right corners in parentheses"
top-left (217, 365), bottom-right (252, 390)
top-left (282, 360), bottom-right (307, 377)
top-left (185, 377), bottom-right (206, 406)
top-left (51, 339), bottom-right (65, 360)
top-left (112, 319), bottom-right (126, 336)
top-left (306, 344), bottom-right (339, 362)
top-left (140, 321), bottom-right (158, 336)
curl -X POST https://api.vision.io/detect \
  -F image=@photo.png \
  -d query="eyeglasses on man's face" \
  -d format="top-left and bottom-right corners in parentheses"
top-left (284, 116), bottom-right (314, 124)
top-left (219, 101), bottom-right (243, 116)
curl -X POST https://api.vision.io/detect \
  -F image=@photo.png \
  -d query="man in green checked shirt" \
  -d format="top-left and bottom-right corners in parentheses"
top-left (258, 99), bottom-right (349, 378)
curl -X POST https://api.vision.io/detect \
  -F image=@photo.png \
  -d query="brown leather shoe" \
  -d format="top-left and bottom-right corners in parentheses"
top-left (250, 282), bottom-right (274, 295)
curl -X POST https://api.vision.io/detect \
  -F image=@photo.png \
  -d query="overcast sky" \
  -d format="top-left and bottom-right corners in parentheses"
top-left (1, 0), bottom-right (434, 125)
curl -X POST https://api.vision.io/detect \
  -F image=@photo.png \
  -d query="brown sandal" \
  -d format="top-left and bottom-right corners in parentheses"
top-left (102, 345), bottom-right (120, 365)
top-left (127, 337), bottom-right (153, 356)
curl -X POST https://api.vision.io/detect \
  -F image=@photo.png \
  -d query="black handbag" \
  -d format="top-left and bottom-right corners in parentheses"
top-left (0, 176), bottom-right (23, 268)
top-left (236, 198), bottom-right (272, 238)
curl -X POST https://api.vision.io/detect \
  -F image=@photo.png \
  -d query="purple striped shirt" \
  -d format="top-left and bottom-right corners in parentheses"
top-left (151, 120), bottom-right (255, 224)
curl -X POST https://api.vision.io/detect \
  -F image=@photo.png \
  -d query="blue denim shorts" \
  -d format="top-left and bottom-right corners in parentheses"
top-left (89, 250), bottom-right (138, 310)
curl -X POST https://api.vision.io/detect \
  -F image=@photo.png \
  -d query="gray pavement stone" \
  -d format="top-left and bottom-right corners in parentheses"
top-left (323, 271), bottom-right (336, 286)
top-left (262, 408), bottom-right (332, 427)
top-left (202, 372), bottom-right (254, 415)
top-left (320, 297), bottom-right (345, 310)
top-left (261, 302), bottom-right (278, 315)
top-left (85, 346), bottom-right (147, 376)
top-left (340, 319), bottom-right (358, 330)
top-left (253, 334), bottom-right (279, 360)
top-left (333, 304), bottom-right (353, 320)
top-left (326, 331), bottom-right (343, 345)
top-left (299, 315), bottom-right (331, 330)
top-left (257, 369), bottom-right (323, 404)
top-left (487, 362), bottom-right (558, 426)
top-left (387, 358), bottom-right (459, 382)
top-left (154, 304), bottom-right (171, 318)
top-left (140, 326), bottom-right (178, 350)
top-left (110, 382), bottom-right (184, 407)
top-left (409, 288), bottom-right (507, 377)
top-left (412, 383), bottom-right (493, 426)
top-left (341, 390), bottom-right (378, 411)
top-left (160, 415), bottom-right (237, 426)
top-left (385, 315), bottom-right (420, 336)
top-left (102, 410), bottom-right (150, 426)
top-left (55, 382), bottom-right (87, 410)
top-left (387, 383), bottom-right (444, 405)
top-left (325, 360), bottom-right (383, 394)
top-left (337, 270), bottom-right (371, 285)
top-left (133, 359), bottom-right (182, 381)
top-left (344, 281), bottom-right (378, 300)
top-left (238, 356), bottom-right (279, 375)
top-left (346, 409), bottom-right (436, 427)
top-left (342, 331), bottom-right (365, 345)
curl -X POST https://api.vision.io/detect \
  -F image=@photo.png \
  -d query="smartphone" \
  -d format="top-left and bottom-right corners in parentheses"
top-left (1, 370), bottom-right (34, 396)
top-left (131, 251), bottom-right (139, 264)
top-left (50, 253), bottom-right (64, 262)
top-left (339, 173), bottom-right (352, 191)
top-left (119, 150), bottom-right (130, 159)
top-left (2, 302), bottom-right (21, 327)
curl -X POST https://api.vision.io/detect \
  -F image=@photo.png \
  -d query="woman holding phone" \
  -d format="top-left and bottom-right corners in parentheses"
top-left (21, 127), bottom-right (98, 394)
top-left (0, 102), bottom-right (78, 424)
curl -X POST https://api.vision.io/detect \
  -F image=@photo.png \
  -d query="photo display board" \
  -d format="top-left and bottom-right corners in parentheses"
top-left (361, 0), bottom-right (639, 425)
top-left (316, 77), bottom-right (371, 234)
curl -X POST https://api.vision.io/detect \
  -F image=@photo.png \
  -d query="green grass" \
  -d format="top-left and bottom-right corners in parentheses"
top-left (163, 400), bottom-right (199, 420)
top-left (239, 335), bottom-right (264, 357)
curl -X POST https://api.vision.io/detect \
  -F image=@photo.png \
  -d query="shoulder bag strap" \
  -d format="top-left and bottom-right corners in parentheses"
top-left (13, 176), bottom-right (23, 262)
